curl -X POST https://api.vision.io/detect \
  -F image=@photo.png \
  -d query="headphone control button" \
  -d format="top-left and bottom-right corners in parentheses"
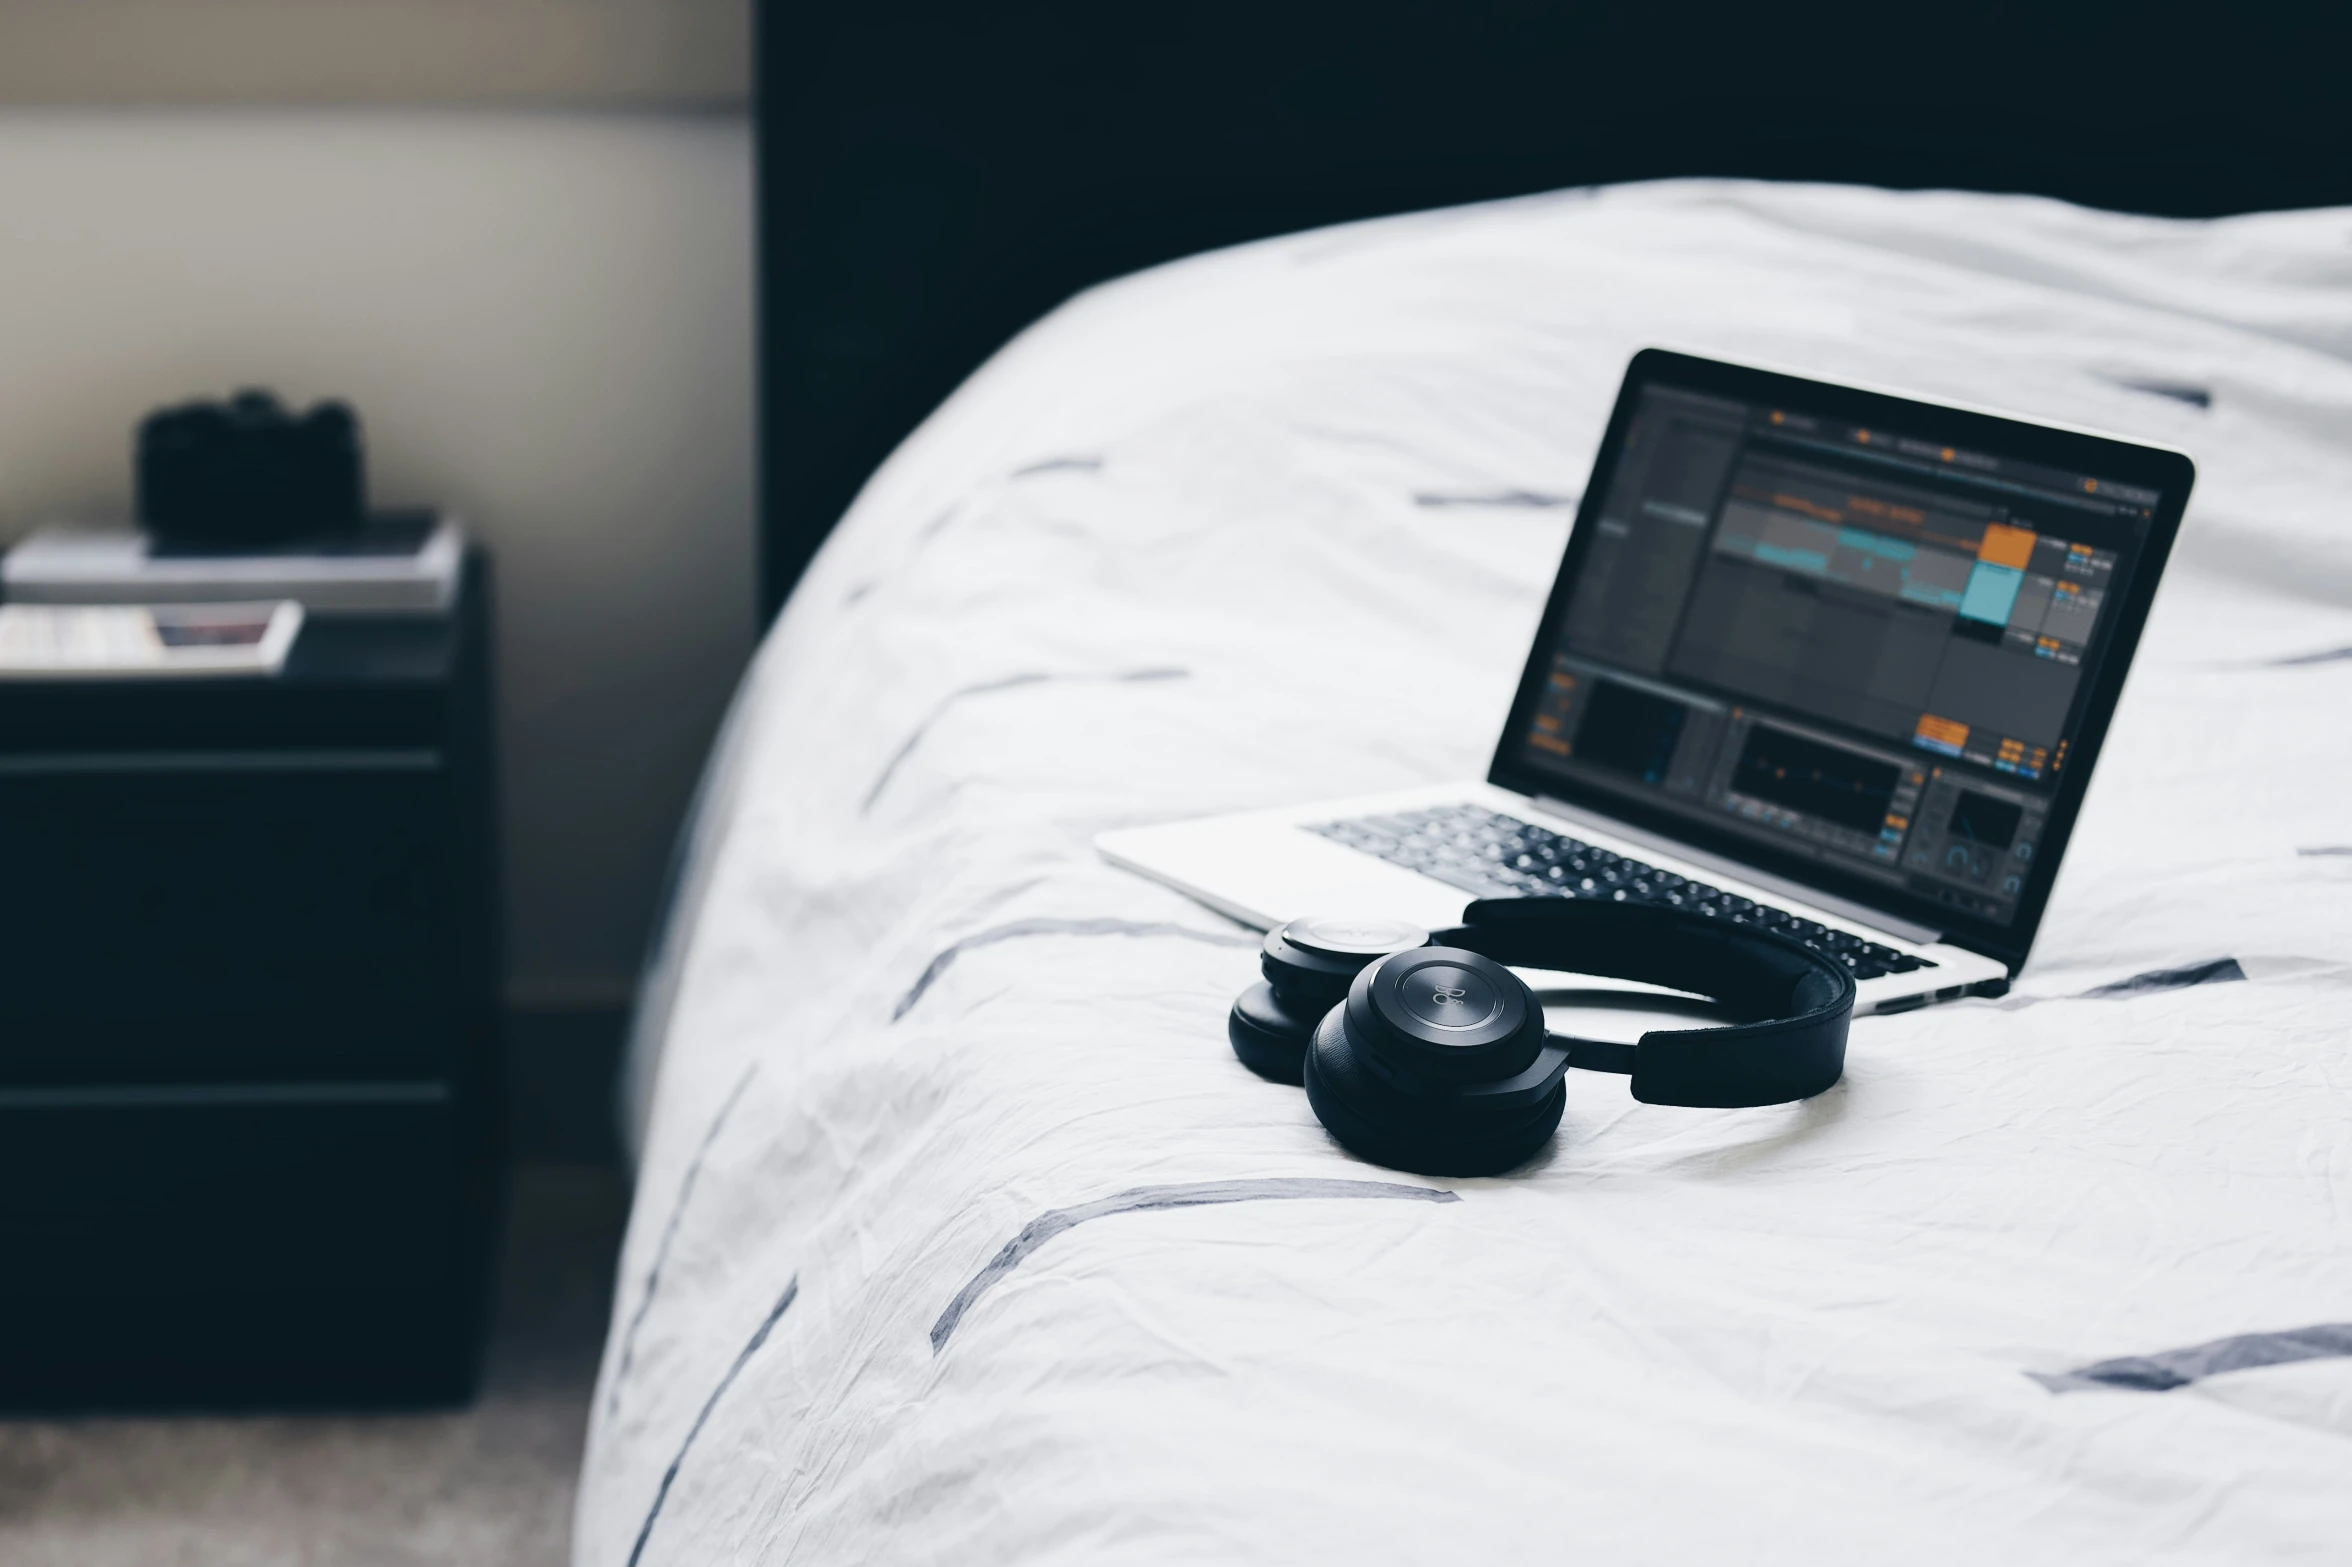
top-left (1395, 963), bottom-right (1501, 1030)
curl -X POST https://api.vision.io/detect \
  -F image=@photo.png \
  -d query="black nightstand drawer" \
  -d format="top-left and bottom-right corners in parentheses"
top-left (0, 1084), bottom-right (493, 1408)
top-left (0, 1084), bottom-right (463, 1294)
top-left (0, 756), bottom-right (459, 1084)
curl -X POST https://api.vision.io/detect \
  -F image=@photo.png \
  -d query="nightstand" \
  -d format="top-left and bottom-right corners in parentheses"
top-left (0, 550), bottom-right (503, 1409)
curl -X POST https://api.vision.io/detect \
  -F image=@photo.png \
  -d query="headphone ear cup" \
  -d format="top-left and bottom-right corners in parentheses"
top-left (1227, 981), bottom-right (1326, 1084)
top-left (1303, 1005), bottom-right (1564, 1177)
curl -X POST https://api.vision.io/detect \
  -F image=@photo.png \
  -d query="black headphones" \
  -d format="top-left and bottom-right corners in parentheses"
top-left (1229, 899), bottom-right (1855, 1175)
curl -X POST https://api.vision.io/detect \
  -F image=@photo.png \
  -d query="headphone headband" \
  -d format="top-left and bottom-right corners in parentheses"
top-left (1228, 897), bottom-right (1859, 1175)
top-left (1437, 899), bottom-right (1854, 1108)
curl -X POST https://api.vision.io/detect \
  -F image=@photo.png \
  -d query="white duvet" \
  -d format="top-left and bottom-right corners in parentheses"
top-left (577, 181), bottom-right (2352, 1565)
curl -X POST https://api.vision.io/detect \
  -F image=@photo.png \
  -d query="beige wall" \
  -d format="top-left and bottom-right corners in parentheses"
top-left (0, 108), bottom-right (757, 1012)
top-left (0, 0), bottom-right (748, 106)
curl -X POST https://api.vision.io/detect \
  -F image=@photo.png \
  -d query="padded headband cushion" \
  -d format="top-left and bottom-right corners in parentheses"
top-left (1437, 899), bottom-right (1856, 1108)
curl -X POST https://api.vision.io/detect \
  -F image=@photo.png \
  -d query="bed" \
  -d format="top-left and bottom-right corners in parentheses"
top-left (573, 177), bottom-right (2352, 1563)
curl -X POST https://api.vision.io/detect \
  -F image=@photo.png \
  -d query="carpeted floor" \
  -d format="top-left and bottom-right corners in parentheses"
top-left (0, 1164), bottom-right (629, 1567)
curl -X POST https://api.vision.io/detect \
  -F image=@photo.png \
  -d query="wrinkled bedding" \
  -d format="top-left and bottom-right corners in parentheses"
top-left (578, 181), bottom-right (2352, 1565)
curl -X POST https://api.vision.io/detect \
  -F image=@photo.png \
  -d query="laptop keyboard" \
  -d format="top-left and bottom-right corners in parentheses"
top-left (1309, 802), bottom-right (1936, 982)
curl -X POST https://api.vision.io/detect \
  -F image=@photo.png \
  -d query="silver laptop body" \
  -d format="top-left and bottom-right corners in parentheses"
top-left (1100, 350), bottom-right (2194, 1017)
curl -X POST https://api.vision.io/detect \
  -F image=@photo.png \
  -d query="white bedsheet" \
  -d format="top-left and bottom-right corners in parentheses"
top-left (578, 180), bottom-right (2352, 1565)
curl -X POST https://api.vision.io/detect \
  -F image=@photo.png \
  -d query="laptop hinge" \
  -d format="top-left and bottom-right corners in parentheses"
top-left (1530, 793), bottom-right (1946, 947)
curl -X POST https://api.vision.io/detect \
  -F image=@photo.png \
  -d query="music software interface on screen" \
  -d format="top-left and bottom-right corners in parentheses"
top-left (1521, 384), bottom-right (2159, 925)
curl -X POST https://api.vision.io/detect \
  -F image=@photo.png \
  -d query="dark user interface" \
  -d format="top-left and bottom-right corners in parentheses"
top-left (1520, 384), bottom-right (2159, 926)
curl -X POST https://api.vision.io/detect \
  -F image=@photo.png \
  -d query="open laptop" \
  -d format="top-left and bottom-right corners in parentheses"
top-left (1099, 349), bottom-right (2193, 1014)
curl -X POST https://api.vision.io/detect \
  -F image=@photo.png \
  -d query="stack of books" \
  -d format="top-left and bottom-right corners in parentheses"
top-left (0, 510), bottom-right (461, 679)
top-left (0, 601), bottom-right (304, 678)
top-left (2, 509), bottom-right (462, 617)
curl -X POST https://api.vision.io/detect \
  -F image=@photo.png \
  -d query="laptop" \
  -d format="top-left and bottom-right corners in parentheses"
top-left (1099, 349), bottom-right (2193, 1014)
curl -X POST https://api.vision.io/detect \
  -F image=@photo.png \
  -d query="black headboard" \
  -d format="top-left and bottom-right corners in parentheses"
top-left (757, 2), bottom-right (2350, 620)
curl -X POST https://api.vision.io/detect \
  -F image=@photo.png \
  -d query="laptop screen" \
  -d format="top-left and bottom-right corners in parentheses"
top-left (1497, 354), bottom-right (2186, 951)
